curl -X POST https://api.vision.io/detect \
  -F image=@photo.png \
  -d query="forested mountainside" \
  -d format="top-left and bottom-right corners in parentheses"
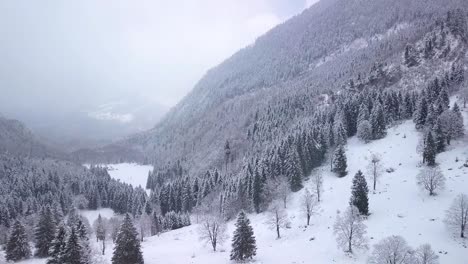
top-left (119, 1), bottom-right (466, 168)
top-left (0, 115), bottom-right (65, 159)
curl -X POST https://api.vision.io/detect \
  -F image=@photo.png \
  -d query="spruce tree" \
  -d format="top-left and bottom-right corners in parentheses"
top-left (112, 214), bottom-right (144, 264)
top-left (433, 120), bottom-right (446, 153)
top-left (370, 103), bottom-right (386, 139)
top-left (332, 145), bottom-right (347, 177)
top-left (47, 224), bottom-right (67, 264)
top-left (349, 171), bottom-right (369, 215)
top-left (5, 220), bottom-right (31, 262)
top-left (230, 211), bottom-right (257, 262)
top-left (423, 132), bottom-right (437, 166)
top-left (76, 219), bottom-right (91, 264)
top-left (35, 206), bottom-right (57, 258)
top-left (62, 227), bottom-right (84, 264)
top-left (414, 96), bottom-right (428, 129)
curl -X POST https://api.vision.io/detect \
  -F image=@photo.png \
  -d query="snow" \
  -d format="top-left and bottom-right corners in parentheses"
top-left (105, 163), bottom-right (153, 190)
top-left (135, 106), bottom-right (468, 263)
top-left (79, 208), bottom-right (115, 225)
top-left (4, 104), bottom-right (467, 264)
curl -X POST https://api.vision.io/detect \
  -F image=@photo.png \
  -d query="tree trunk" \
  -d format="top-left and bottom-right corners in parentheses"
top-left (102, 239), bottom-right (105, 255)
top-left (276, 224), bottom-right (280, 239)
top-left (307, 214), bottom-right (311, 226)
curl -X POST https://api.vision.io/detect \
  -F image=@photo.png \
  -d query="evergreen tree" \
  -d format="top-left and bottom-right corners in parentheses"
top-left (5, 220), bottom-right (31, 262)
top-left (423, 132), bottom-right (437, 166)
top-left (332, 145), bottom-right (347, 177)
top-left (357, 120), bottom-right (372, 143)
top-left (370, 103), bottom-right (386, 139)
top-left (404, 44), bottom-right (419, 67)
top-left (34, 206), bottom-right (57, 258)
top-left (349, 171), bottom-right (369, 215)
top-left (252, 169), bottom-right (263, 213)
top-left (62, 227), bottom-right (84, 264)
top-left (47, 224), bottom-right (67, 264)
top-left (414, 96), bottom-right (428, 129)
top-left (112, 214), bottom-right (144, 264)
top-left (76, 219), bottom-right (91, 264)
top-left (433, 120), bottom-right (446, 153)
top-left (230, 211), bottom-right (257, 262)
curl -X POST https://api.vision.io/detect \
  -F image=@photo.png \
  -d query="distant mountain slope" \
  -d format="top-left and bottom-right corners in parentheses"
top-left (0, 114), bottom-right (65, 159)
top-left (99, 0), bottom-right (467, 178)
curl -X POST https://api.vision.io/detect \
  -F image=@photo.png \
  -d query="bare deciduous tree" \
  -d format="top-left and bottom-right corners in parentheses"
top-left (414, 244), bottom-right (439, 264)
top-left (301, 188), bottom-right (318, 226)
top-left (311, 171), bottom-right (323, 202)
top-left (367, 153), bottom-right (383, 191)
top-left (444, 193), bottom-right (468, 238)
top-left (92, 214), bottom-right (108, 255)
top-left (333, 206), bottom-right (367, 253)
top-left (198, 215), bottom-right (227, 252)
top-left (137, 213), bottom-right (152, 242)
top-left (417, 167), bottom-right (445, 196)
top-left (266, 203), bottom-right (289, 239)
top-left (368, 235), bottom-right (414, 264)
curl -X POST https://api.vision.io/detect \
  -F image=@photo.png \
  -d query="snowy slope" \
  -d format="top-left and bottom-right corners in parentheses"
top-left (3, 104), bottom-right (467, 264)
top-left (105, 163), bottom-right (153, 189)
top-left (135, 102), bottom-right (468, 264)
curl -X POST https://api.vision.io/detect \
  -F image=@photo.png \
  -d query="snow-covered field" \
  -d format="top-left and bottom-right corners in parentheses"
top-left (4, 107), bottom-right (467, 264)
top-left (104, 163), bottom-right (153, 190)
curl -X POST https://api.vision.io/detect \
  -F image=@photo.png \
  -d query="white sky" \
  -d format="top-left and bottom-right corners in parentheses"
top-left (0, 0), bottom-right (318, 114)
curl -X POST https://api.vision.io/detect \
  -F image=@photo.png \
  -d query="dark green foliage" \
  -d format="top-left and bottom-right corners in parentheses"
top-left (423, 132), bottom-right (437, 166)
top-left (62, 227), bottom-right (85, 264)
top-left (414, 96), bottom-right (428, 129)
top-left (6, 220), bottom-right (31, 262)
top-left (34, 206), bottom-right (57, 258)
top-left (230, 211), bottom-right (257, 262)
top-left (350, 171), bottom-right (369, 216)
top-left (332, 145), bottom-right (347, 177)
top-left (370, 103), bottom-right (386, 139)
top-left (112, 214), bottom-right (144, 264)
top-left (433, 120), bottom-right (446, 153)
top-left (47, 224), bottom-right (67, 264)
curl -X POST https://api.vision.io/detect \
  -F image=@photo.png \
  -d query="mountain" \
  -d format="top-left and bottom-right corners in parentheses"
top-left (109, 0), bottom-right (467, 173)
top-left (0, 114), bottom-right (65, 159)
top-left (6, 97), bottom-right (167, 153)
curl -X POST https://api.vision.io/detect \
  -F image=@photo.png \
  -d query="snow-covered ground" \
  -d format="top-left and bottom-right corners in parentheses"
top-left (105, 163), bottom-right (153, 190)
top-left (136, 115), bottom-right (468, 264)
top-left (3, 106), bottom-right (467, 264)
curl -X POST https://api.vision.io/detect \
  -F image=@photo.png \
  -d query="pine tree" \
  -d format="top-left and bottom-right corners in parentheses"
top-left (34, 206), bottom-right (57, 257)
top-left (332, 145), bottom-right (347, 177)
top-left (62, 227), bottom-right (84, 264)
top-left (5, 220), bottom-right (31, 262)
top-left (47, 224), bottom-right (67, 264)
top-left (76, 219), bottom-right (91, 264)
top-left (112, 214), bottom-right (144, 264)
top-left (423, 132), bottom-right (437, 166)
top-left (433, 120), bottom-right (446, 153)
top-left (404, 44), bottom-right (419, 67)
top-left (230, 211), bottom-right (257, 262)
top-left (349, 171), bottom-right (369, 216)
top-left (370, 103), bottom-right (386, 139)
top-left (414, 96), bottom-right (428, 129)
top-left (252, 169), bottom-right (263, 213)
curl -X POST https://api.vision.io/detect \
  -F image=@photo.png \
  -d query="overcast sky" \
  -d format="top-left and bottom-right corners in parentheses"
top-left (0, 0), bottom-right (317, 115)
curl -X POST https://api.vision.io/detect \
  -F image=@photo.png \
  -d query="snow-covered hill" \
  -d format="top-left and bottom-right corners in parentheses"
top-left (134, 103), bottom-right (467, 264)
top-left (6, 101), bottom-right (467, 264)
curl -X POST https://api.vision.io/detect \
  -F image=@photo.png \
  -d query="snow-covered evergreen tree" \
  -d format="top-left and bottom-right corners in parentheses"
top-left (62, 227), bottom-right (85, 264)
top-left (423, 132), bottom-right (437, 166)
top-left (332, 145), bottom-right (347, 177)
top-left (112, 214), bottom-right (144, 264)
top-left (5, 220), bottom-right (31, 262)
top-left (47, 224), bottom-right (67, 264)
top-left (34, 206), bottom-right (57, 258)
top-left (350, 170), bottom-right (369, 215)
top-left (230, 211), bottom-right (257, 261)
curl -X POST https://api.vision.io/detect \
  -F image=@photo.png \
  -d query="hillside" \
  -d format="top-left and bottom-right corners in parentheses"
top-left (93, 0), bottom-right (468, 180)
top-left (137, 99), bottom-right (468, 264)
top-left (0, 115), bottom-right (65, 159)
top-left (8, 97), bottom-right (467, 264)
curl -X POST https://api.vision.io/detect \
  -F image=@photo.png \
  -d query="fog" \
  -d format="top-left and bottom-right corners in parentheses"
top-left (0, 0), bottom-right (316, 146)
